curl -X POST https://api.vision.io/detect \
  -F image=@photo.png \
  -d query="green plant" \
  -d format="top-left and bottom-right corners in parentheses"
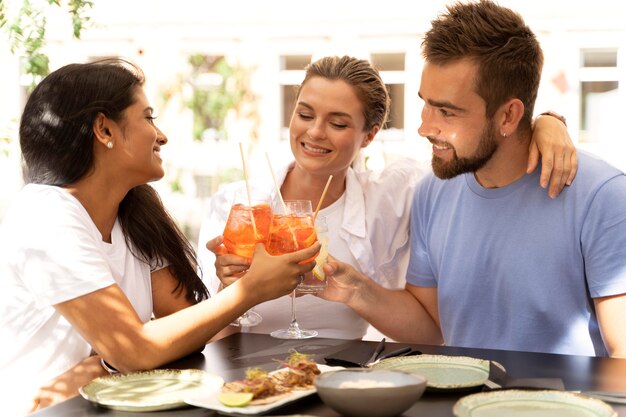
top-left (0, 0), bottom-right (93, 89)
top-left (185, 54), bottom-right (256, 142)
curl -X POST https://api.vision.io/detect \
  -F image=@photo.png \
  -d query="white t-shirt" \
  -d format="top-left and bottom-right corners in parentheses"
top-left (0, 184), bottom-right (153, 415)
top-left (197, 158), bottom-right (426, 339)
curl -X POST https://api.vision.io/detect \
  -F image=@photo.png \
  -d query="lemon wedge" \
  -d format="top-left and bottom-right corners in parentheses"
top-left (217, 392), bottom-right (254, 407)
top-left (312, 237), bottom-right (328, 281)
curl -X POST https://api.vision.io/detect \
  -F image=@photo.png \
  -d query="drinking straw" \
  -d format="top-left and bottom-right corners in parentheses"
top-left (239, 142), bottom-right (258, 237)
top-left (239, 142), bottom-right (253, 205)
top-left (313, 174), bottom-right (333, 220)
top-left (265, 152), bottom-right (288, 214)
top-left (265, 152), bottom-right (298, 247)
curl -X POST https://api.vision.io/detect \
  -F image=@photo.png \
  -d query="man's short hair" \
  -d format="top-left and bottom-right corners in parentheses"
top-left (422, 0), bottom-right (543, 136)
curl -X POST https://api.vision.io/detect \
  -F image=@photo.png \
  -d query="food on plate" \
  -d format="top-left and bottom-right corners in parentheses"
top-left (274, 350), bottom-right (321, 387)
top-left (220, 351), bottom-right (321, 406)
top-left (216, 392), bottom-right (254, 407)
top-left (222, 367), bottom-right (285, 403)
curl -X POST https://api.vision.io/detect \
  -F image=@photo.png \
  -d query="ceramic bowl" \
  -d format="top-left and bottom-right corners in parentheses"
top-left (315, 368), bottom-right (427, 417)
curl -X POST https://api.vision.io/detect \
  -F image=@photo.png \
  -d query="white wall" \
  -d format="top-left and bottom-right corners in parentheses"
top-left (2, 0), bottom-right (626, 239)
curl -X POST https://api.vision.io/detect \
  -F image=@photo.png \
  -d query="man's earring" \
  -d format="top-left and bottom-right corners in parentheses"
top-left (106, 141), bottom-right (114, 149)
top-left (501, 131), bottom-right (507, 138)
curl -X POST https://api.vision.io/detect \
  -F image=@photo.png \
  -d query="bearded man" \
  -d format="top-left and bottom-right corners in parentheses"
top-left (319, 0), bottom-right (626, 357)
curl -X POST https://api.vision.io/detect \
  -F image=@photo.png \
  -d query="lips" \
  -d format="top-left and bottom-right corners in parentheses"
top-left (428, 137), bottom-right (454, 158)
top-left (301, 142), bottom-right (331, 155)
top-left (428, 138), bottom-right (451, 150)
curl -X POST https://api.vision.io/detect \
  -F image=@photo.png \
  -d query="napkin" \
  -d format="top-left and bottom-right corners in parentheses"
top-left (325, 344), bottom-right (378, 368)
top-left (325, 344), bottom-right (421, 368)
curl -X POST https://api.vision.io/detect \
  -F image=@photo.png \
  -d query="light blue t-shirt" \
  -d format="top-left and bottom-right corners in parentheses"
top-left (407, 151), bottom-right (626, 356)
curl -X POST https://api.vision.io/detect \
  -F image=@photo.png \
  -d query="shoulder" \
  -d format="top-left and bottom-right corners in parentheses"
top-left (355, 157), bottom-right (428, 193)
top-left (2, 184), bottom-right (88, 228)
top-left (413, 168), bottom-right (456, 197)
top-left (570, 150), bottom-right (625, 195)
top-left (577, 150), bottom-right (624, 179)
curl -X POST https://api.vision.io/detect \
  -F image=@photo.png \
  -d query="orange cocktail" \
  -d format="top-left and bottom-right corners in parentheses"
top-left (266, 213), bottom-right (317, 262)
top-left (223, 203), bottom-right (272, 259)
top-left (268, 200), bottom-right (319, 339)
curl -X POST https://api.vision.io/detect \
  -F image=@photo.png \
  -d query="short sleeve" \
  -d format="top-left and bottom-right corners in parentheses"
top-left (581, 174), bottom-right (626, 297)
top-left (15, 191), bottom-right (115, 306)
top-left (406, 178), bottom-right (438, 288)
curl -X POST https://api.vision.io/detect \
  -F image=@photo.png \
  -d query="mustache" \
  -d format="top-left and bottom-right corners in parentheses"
top-left (428, 137), bottom-right (453, 149)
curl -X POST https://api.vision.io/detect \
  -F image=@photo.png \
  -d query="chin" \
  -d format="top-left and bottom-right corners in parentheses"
top-left (148, 169), bottom-right (166, 182)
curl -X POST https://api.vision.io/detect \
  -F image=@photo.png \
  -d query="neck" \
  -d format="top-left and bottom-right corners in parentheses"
top-left (66, 174), bottom-right (128, 243)
top-left (281, 165), bottom-right (347, 211)
top-left (474, 133), bottom-right (530, 189)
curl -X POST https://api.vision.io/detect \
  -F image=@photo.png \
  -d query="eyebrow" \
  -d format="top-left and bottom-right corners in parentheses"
top-left (418, 92), bottom-right (466, 113)
top-left (296, 101), bottom-right (353, 119)
top-left (144, 106), bottom-right (154, 114)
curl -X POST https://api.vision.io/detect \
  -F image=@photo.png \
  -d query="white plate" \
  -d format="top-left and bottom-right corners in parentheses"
top-left (453, 390), bottom-right (617, 417)
top-left (372, 354), bottom-right (491, 390)
top-left (184, 364), bottom-right (338, 415)
top-left (79, 369), bottom-right (223, 412)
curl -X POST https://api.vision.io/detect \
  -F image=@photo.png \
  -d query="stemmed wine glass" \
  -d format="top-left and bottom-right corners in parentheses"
top-left (267, 200), bottom-right (319, 339)
top-left (222, 193), bottom-right (272, 327)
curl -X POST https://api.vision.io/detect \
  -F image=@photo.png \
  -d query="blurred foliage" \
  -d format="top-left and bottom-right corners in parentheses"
top-left (185, 54), bottom-right (257, 142)
top-left (218, 167), bottom-right (243, 184)
top-left (0, 0), bottom-right (93, 90)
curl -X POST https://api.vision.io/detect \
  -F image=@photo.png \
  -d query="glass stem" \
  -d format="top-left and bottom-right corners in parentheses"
top-left (290, 290), bottom-right (297, 325)
top-left (288, 288), bottom-right (301, 335)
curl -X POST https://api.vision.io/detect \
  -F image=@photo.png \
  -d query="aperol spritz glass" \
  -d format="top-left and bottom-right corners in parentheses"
top-left (223, 197), bottom-right (272, 327)
top-left (267, 200), bottom-right (318, 339)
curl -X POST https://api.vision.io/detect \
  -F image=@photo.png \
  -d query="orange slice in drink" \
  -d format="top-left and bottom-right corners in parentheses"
top-left (298, 228), bottom-right (319, 264)
top-left (301, 228), bottom-right (317, 249)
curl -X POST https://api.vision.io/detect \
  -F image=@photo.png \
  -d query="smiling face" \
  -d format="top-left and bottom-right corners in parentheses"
top-left (418, 59), bottom-right (498, 179)
top-left (110, 87), bottom-right (168, 184)
top-left (289, 76), bottom-right (375, 179)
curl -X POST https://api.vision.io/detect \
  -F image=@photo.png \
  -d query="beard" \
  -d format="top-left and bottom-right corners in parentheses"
top-left (431, 121), bottom-right (498, 180)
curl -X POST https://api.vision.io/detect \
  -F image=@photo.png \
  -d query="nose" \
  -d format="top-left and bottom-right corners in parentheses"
top-left (307, 120), bottom-right (326, 141)
top-left (156, 127), bottom-right (168, 145)
top-left (418, 104), bottom-right (438, 139)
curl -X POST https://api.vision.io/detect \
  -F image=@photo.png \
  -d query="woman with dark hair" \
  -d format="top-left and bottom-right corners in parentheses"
top-left (0, 59), bottom-right (319, 414)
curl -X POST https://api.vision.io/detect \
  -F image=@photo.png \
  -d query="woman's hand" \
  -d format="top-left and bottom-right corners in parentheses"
top-left (240, 242), bottom-right (321, 304)
top-left (528, 113), bottom-right (578, 198)
top-left (206, 235), bottom-right (250, 287)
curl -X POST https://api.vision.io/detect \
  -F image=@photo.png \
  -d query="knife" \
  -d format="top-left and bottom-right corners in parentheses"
top-left (364, 338), bottom-right (386, 366)
top-left (376, 346), bottom-right (413, 361)
top-left (366, 346), bottom-right (420, 367)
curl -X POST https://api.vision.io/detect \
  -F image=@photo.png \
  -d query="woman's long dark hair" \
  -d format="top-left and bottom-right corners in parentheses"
top-left (19, 59), bottom-right (209, 303)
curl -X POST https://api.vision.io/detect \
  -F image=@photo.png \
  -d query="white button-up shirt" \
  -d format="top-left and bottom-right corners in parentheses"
top-left (197, 157), bottom-right (427, 339)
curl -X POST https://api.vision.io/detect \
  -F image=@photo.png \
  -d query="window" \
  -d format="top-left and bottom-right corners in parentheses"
top-left (372, 53), bottom-right (405, 136)
top-left (579, 49), bottom-right (619, 143)
top-left (279, 55), bottom-right (311, 138)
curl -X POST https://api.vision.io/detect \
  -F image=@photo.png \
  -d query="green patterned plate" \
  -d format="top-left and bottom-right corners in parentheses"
top-left (79, 369), bottom-right (223, 412)
top-left (372, 354), bottom-right (490, 390)
top-left (453, 390), bottom-right (616, 417)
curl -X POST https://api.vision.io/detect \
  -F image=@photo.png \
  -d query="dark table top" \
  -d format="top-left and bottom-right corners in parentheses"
top-left (33, 332), bottom-right (626, 416)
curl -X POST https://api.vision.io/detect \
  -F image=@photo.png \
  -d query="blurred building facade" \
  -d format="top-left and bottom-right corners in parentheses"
top-left (1, 0), bottom-right (625, 241)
